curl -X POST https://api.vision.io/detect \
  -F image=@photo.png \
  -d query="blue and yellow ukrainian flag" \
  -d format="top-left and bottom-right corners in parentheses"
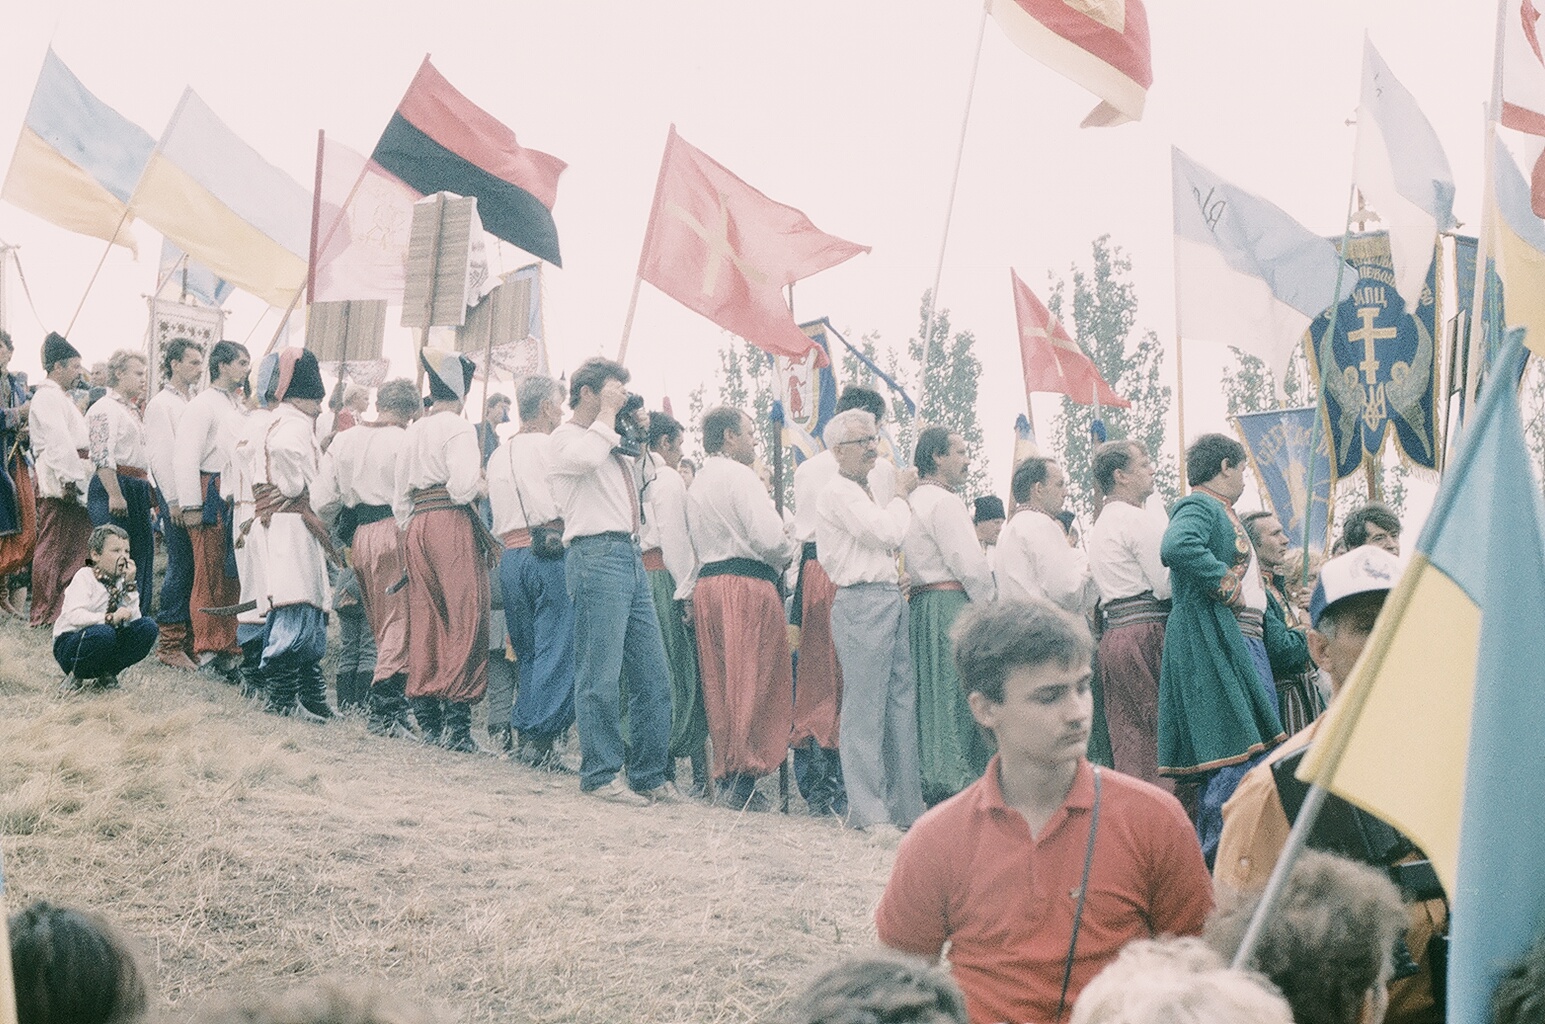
top-left (1, 49), bottom-right (154, 255)
top-left (1300, 334), bottom-right (1545, 1024)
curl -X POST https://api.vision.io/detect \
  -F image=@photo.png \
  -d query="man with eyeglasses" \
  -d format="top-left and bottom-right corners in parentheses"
top-left (815, 408), bottom-right (922, 838)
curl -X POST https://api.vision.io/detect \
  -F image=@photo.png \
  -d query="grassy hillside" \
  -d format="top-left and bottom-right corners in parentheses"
top-left (0, 619), bottom-right (893, 1022)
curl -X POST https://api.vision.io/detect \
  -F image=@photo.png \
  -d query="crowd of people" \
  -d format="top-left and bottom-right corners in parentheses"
top-left (0, 323), bottom-right (1491, 1022)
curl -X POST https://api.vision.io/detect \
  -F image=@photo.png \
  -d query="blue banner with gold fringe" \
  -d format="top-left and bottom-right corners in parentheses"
top-left (1232, 406), bottom-right (1333, 554)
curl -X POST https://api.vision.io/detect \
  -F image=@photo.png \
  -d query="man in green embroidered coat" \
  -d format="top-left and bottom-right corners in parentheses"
top-left (1158, 434), bottom-right (1285, 844)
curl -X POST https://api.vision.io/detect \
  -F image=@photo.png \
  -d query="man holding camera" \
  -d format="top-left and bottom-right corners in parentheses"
top-left (549, 357), bottom-right (677, 807)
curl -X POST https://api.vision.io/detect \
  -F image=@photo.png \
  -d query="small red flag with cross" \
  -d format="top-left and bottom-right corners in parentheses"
top-left (1011, 268), bottom-right (1130, 408)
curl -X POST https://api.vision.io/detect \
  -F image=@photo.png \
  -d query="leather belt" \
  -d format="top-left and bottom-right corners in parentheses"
top-left (909, 580), bottom-right (965, 600)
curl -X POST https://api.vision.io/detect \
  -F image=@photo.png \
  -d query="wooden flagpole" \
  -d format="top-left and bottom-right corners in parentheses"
top-left (618, 126), bottom-right (678, 367)
top-left (917, 0), bottom-right (992, 402)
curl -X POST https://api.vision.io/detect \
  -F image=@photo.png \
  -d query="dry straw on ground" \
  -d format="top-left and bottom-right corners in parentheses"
top-left (0, 619), bottom-right (896, 1023)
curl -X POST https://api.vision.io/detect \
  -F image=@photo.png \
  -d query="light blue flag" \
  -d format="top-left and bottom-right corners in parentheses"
top-left (1232, 406), bottom-right (1332, 554)
top-left (1445, 334), bottom-right (1545, 1024)
top-left (159, 239), bottom-right (232, 308)
top-left (1172, 147), bottom-right (1356, 376)
top-left (1355, 37), bottom-right (1456, 315)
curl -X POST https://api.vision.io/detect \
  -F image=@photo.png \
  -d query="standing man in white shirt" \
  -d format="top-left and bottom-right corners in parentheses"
top-left (27, 332), bottom-right (93, 628)
top-left (688, 405), bottom-right (798, 811)
top-left (487, 374), bottom-right (576, 768)
top-left (1085, 439), bottom-right (1172, 788)
top-left (144, 338), bottom-right (204, 669)
top-left (788, 385), bottom-right (892, 817)
top-left (815, 408), bottom-right (922, 835)
top-left (995, 456), bottom-right (1096, 616)
top-left (641, 410), bottom-right (707, 794)
top-left (394, 351), bottom-right (493, 753)
top-left (86, 350), bottom-right (153, 604)
top-left (173, 340), bottom-right (249, 670)
top-left (548, 357), bottom-right (676, 807)
top-left (904, 426), bottom-right (996, 805)
top-left (315, 377), bottom-right (419, 736)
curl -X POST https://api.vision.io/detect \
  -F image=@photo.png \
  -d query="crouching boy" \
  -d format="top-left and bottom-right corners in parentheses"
top-left (53, 524), bottom-right (159, 689)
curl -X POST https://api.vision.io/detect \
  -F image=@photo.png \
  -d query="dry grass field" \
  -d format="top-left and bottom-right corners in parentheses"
top-left (0, 618), bottom-right (897, 1023)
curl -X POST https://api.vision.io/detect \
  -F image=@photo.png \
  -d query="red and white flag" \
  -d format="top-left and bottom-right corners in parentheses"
top-left (991, 0), bottom-right (1153, 127)
top-left (636, 125), bottom-right (869, 364)
top-left (312, 136), bottom-right (419, 303)
top-left (1011, 269), bottom-right (1129, 407)
top-left (1502, 0), bottom-right (1545, 214)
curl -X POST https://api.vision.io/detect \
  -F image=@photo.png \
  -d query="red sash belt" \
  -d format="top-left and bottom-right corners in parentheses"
top-left (116, 465), bottom-right (149, 481)
top-left (502, 520), bottom-right (561, 550)
top-left (909, 580), bottom-right (965, 600)
top-left (641, 547), bottom-right (666, 572)
top-left (412, 485), bottom-right (502, 562)
top-left (252, 482), bottom-right (339, 565)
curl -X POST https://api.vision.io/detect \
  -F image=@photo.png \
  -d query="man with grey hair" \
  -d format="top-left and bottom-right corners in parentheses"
top-left (315, 377), bottom-right (421, 736)
top-left (816, 407), bottom-right (922, 835)
top-left (488, 373), bottom-right (576, 769)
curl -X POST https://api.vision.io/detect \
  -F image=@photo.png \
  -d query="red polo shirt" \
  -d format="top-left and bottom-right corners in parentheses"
top-left (876, 757), bottom-right (1212, 1024)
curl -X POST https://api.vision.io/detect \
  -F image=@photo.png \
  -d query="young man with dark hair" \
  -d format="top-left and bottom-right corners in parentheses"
top-left (689, 405), bottom-right (796, 809)
top-left (1342, 500), bottom-right (1402, 556)
top-left (143, 336), bottom-right (203, 668)
top-left (173, 339), bottom-right (249, 669)
top-left (996, 455), bottom-right (1095, 614)
top-left (28, 331), bottom-right (94, 627)
top-left (1159, 433), bottom-right (1284, 848)
top-left (549, 356), bottom-right (676, 806)
top-left (905, 426), bottom-right (994, 804)
top-left (787, 385), bottom-right (897, 816)
top-left (393, 350), bottom-right (492, 751)
top-left (640, 407), bottom-right (708, 792)
top-left (1085, 439), bottom-right (1171, 788)
top-left (877, 598), bottom-right (1212, 1024)
top-left (488, 374), bottom-right (576, 765)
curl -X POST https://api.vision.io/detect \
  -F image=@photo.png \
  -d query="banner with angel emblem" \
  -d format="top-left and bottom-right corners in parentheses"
top-left (1232, 406), bottom-right (1333, 553)
top-left (1305, 231), bottom-right (1439, 478)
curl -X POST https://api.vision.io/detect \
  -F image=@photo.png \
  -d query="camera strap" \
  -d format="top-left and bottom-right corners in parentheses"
top-left (1055, 765), bottom-right (1101, 1023)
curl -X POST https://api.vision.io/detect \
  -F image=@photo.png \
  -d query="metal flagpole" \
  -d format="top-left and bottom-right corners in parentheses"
top-left (918, 0), bottom-right (993, 405)
top-left (1171, 234), bottom-right (1189, 493)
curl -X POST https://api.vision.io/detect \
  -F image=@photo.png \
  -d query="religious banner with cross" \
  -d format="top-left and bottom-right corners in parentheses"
top-left (1305, 230), bottom-right (1439, 480)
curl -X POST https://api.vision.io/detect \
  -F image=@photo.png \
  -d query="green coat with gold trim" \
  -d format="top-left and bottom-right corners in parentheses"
top-left (1157, 492), bottom-right (1285, 776)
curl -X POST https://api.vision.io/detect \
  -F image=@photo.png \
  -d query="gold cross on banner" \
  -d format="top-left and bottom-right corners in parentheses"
top-left (666, 194), bottom-right (770, 298)
top-left (1349, 306), bottom-right (1396, 384)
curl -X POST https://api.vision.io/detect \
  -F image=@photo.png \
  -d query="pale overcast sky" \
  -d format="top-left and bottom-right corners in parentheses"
top-left (0, 1), bottom-right (1496, 525)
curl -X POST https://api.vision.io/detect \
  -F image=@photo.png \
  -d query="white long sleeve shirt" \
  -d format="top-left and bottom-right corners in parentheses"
top-left (548, 419), bottom-right (642, 542)
top-left (687, 455), bottom-right (794, 580)
top-left (642, 451), bottom-right (697, 598)
top-left (488, 432), bottom-right (562, 535)
top-left (815, 473), bottom-right (909, 587)
top-left (143, 385), bottom-right (190, 503)
top-left (902, 483), bottom-right (996, 603)
top-left (253, 404), bottom-right (330, 609)
top-left (314, 422), bottom-right (408, 517)
top-left (393, 410), bottom-right (482, 526)
top-left (1087, 499), bottom-right (1173, 603)
top-left (54, 566), bottom-right (143, 637)
top-left (28, 378), bottom-right (91, 501)
top-left (996, 507), bottom-right (1097, 615)
top-left (86, 389), bottom-right (147, 474)
top-left (792, 449), bottom-right (897, 544)
top-left (173, 385), bottom-right (245, 507)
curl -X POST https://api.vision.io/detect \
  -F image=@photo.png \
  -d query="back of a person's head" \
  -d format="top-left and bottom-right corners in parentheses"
top-left (198, 981), bottom-right (443, 1024)
top-left (1205, 851), bottom-right (1407, 1024)
top-left (1071, 937), bottom-right (1293, 1024)
top-left (9, 900), bottom-right (148, 1024)
top-left (1492, 933), bottom-right (1545, 1024)
top-left (782, 952), bottom-right (968, 1024)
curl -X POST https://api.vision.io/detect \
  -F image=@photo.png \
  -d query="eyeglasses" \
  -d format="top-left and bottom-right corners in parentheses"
top-left (836, 436), bottom-right (879, 447)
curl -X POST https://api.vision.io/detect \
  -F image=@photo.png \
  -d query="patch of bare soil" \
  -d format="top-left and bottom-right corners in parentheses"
top-left (0, 619), bottom-right (894, 1022)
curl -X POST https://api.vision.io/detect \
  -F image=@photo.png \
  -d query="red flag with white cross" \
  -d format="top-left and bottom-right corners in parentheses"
top-left (1011, 269), bottom-right (1130, 407)
top-left (636, 126), bottom-right (868, 365)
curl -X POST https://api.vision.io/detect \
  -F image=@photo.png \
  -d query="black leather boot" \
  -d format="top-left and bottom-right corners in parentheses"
top-left (264, 661), bottom-right (297, 716)
top-left (442, 701), bottom-right (480, 754)
top-left (410, 696), bottom-right (444, 746)
top-left (368, 673), bottom-right (416, 738)
top-left (297, 660), bottom-right (335, 720)
top-left (239, 638), bottom-right (266, 700)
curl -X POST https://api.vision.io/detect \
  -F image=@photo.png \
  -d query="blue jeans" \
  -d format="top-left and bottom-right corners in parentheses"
top-left (565, 534), bottom-right (672, 792)
top-left (154, 489), bottom-right (194, 625)
top-left (502, 546), bottom-right (576, 741)
top-left (53, 619), bottom-right (159, 678)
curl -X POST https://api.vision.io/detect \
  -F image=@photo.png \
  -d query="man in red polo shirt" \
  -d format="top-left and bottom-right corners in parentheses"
top-left (876, 598), bottom-right (1212, 1024)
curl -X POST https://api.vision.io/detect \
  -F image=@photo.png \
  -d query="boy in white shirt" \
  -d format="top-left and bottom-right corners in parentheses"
top-left (53, 524), bottom-right (159, 689)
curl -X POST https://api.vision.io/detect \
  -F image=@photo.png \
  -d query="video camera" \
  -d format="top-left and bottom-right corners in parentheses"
top-left (613, 391), bottom-right (647, 458)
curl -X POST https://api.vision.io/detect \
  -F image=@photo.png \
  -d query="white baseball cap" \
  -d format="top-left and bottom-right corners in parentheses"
top-left (1309, 545), bottom-right (1402, 628)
